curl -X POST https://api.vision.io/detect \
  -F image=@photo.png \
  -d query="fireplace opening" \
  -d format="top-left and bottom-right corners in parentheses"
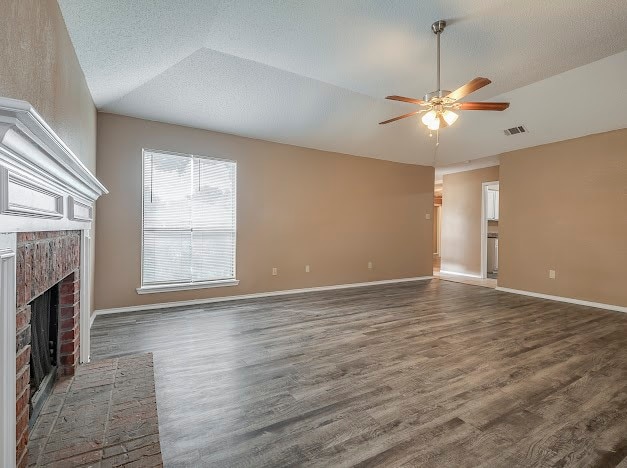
top-left (29, 285), bottom-right (59, 427)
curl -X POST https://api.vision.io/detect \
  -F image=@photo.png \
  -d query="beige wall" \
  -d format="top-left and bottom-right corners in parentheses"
top-left (499, 129), bottom-right (627, 307)
top-left (441, 166), bottom-right (499, 276)
top-left (0, 0), bottom-right (96, 172)
top-left (95, 113), bottom-right (434, 310)
top-left (0, 0), bottom-right (98, 313)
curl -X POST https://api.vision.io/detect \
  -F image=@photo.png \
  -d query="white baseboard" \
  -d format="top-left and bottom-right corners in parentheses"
top-left (92, 276), bottom-right (434, 320)
top-left (438, 270), bottom-right (482, 279)
top-left (495, 287), bottom-right (627, 313)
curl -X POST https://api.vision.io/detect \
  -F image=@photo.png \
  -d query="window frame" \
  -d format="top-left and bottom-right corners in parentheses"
top-left (137, 148), bottom-right (239, 294)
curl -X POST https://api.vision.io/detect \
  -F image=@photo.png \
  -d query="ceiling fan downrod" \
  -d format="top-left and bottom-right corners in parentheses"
top-left (432, 20), bottom-right (446, 92)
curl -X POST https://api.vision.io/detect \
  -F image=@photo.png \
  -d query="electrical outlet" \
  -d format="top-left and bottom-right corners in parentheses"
top-left (425, 213), bottom-right (431, 220)
top-left (549, 269), bottom-right (556, 279)
top-left (305, 265), bottom-right (310, 273)
top-left (272, 267), bottom-right (278, 276)
top-left (368, 261), bottom-right (373, 270)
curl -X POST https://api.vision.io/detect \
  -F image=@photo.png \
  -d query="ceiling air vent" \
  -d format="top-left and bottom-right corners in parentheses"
top-left (504, 125), bottom-right (528, 136)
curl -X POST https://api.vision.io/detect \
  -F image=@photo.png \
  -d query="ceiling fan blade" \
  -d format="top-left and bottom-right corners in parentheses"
top-left (385, 95), bottom-right (425, 105)
top-left (446, 77), bottom-right (491, 101)
top-left (458, 102), bottom-right (510, 111)
top-left (379, 110), bottom-right (422, 125)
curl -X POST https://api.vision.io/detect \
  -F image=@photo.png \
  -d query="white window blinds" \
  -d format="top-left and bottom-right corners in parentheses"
top-left (142, 150), bottom-right (236, 286)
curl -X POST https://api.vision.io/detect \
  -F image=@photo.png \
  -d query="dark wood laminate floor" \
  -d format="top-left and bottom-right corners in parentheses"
top-left (91, 279), bottom-right (627, 467)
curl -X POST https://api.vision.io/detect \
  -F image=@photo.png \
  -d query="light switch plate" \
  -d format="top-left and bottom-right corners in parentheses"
top-left (549, 269), bottom-right (556, 279)
top-left (425, 213), bottom-right (431, 219)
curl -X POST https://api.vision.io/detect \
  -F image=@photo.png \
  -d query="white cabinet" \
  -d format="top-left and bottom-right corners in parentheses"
top-left (487, 189), bottom-right (499, 220)
top-left (486, 190), bottom-right (494, 219)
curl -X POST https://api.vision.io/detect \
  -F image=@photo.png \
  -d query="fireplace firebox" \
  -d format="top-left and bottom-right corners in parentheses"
top-left (28, 286), bottom-right (59, 427)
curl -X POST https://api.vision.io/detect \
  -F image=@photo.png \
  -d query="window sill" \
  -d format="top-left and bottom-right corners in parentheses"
top-left (136, 279), bottom-right (240, 295)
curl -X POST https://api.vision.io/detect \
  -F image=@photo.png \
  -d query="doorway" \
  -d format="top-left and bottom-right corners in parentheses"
top-left (481, 181), bottom-right (499, 280)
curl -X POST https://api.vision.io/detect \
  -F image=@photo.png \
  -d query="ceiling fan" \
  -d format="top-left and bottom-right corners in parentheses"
top-left (379, 20), bottom-right (509, 132)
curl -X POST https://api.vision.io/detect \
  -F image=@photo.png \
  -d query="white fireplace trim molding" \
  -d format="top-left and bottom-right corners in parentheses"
top-left (0, 233), bottom-right (17, 468)
top-left (0, 97), bottom-right (107, 231)
top-left (79, 229), bottom-right (92, 364)
top-left (0, 98), bottom-right (107, 468)
top-left (0, 98), bottom-right (106, 199)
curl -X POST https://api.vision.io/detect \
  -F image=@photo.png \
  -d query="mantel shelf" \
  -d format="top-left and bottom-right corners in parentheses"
top-left (0, 97), bottom-right (108, 231)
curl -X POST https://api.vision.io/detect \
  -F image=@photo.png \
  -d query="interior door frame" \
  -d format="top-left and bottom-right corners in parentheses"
top-left (434, 204), bottom-right (442, 256)
top-left (481, 181), bottom-right (499, 279)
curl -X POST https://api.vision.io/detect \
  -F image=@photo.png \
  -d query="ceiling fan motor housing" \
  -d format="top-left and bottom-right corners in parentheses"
top-left (424, 89), bottom-right (452, 103)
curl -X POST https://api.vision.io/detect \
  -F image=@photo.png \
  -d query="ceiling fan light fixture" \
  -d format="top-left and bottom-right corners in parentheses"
top-left (421, 110), bottom-right (437, 126)
top-left (442, 110), bottom-right (458, 126)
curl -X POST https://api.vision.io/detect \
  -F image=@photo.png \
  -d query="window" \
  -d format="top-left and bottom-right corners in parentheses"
top-left (139, 150), bottom-right (238, 293)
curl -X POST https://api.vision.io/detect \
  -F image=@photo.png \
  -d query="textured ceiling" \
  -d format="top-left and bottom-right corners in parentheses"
top-left (58, 0), bottom-right (627, 166)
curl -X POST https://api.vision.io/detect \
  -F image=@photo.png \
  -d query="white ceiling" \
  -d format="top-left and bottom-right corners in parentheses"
top-left (58, 0), bottom-right (627, 166)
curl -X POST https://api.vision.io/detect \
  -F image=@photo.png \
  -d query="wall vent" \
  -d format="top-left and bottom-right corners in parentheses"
top-left (504, 125), bottom-right (528, 136)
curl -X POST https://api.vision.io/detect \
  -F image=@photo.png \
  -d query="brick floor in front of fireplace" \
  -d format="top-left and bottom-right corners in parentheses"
top-left (28, 353), bottom-right (162, 467)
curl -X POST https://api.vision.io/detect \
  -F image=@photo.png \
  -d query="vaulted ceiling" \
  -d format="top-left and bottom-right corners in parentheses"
top-left (58, 0), bottom-right (627, 166)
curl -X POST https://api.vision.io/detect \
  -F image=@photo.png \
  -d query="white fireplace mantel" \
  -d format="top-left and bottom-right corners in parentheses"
top-left (0, 97), bottom-right (107, 468)
top-left (0, 97), bottom-right (107, 231)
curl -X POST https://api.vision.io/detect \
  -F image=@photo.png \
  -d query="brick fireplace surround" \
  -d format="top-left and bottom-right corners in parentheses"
top-left (15, 231), bottom-right (81, 467)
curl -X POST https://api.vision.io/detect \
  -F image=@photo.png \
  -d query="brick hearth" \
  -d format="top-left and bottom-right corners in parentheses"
top-left (15, 231), bottom-right (81, 468)
top-left (27, 354), bottom-right (162, 467)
